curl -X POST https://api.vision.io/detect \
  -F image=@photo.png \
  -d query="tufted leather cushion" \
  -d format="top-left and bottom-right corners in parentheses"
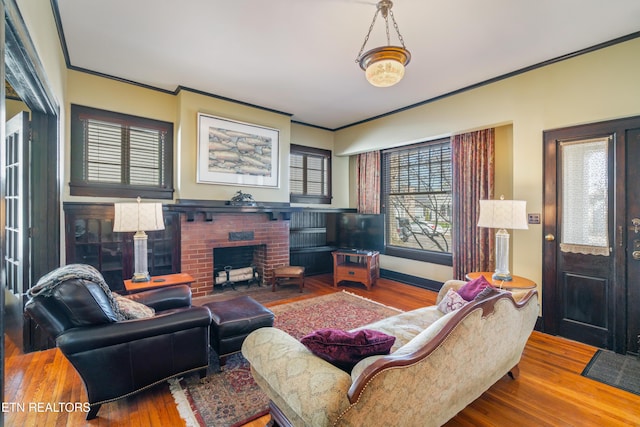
top-left (301, 328), bottom-right (396, 371)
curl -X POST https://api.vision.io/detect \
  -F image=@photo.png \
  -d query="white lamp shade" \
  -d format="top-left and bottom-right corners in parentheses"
top-left (477, 199), bottom-right (528, 230)
top-left (113, 202), bottom-right (165, 232)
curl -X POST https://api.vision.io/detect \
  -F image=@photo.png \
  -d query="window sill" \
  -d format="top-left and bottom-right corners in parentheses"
top-left (70, 183), bottom-right (174, 200)
top-left (290, 194), bottom-right (332, 204)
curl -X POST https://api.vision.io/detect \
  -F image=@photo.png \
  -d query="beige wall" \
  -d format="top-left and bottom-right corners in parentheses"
top-left (335, 37), bottom-right (640, 289)
top-left (16, 0), bottom-right (66, 103)
top-left (175, 89), bottom-right (292, 203)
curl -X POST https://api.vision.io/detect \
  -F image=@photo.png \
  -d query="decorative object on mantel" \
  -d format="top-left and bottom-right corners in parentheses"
top-left (197, 113), bottom-right (279, 188)
top-left (356, 0), bottom-right (411, 88)
top-left (229, 190), bottom-right (256, 206)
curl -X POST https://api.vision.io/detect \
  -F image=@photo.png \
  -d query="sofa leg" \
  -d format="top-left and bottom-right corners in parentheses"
top-left (268, 400), bottom-right (294, 427)
top-left (508, 364), bottom-right (520, 379)
top-left (86, 404), bottom-right (101, 420)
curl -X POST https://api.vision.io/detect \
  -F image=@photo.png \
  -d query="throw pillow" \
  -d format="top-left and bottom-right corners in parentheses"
top-left (113, 293), bottom-right (155, 320)
top-left (301, 328), bottom-right (396, 371)
top-left (437, 288), bottom-right (468, 313)
top-left (457, 275), bottom-right (493, 301)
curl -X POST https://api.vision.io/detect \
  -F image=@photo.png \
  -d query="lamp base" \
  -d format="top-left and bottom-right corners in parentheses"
top-left (131, 272), bottom-right (151, 282)
top-left (492, 272), bottom-right (513, 282)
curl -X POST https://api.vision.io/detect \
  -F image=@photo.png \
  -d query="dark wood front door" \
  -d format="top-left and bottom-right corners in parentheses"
top-left (624, 127), bottom-right (640, 354)
top-left (543, 115), bottom-right (640, 354)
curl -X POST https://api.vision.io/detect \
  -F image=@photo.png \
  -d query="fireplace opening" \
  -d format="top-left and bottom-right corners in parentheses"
top-left (213, 245), bottom-right (265, 290)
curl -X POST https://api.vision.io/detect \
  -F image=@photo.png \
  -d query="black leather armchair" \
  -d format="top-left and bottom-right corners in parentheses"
top-left (24, 273), bottom-right (212, 420)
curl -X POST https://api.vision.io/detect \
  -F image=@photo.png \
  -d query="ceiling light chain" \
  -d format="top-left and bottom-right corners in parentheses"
top-left (355, 8), bottom-right (380, 60)
top-left (388, 8), bottom-right (406, 49)
top-left (355, 0), bottom-right (411, 88)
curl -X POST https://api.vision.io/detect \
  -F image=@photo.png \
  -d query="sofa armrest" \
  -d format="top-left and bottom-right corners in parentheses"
top-left (436, 279), bottom-right (466, 304)
top-left (242, 327), bottom-right (353, 425)
top-left (125, 284), bottom-right (192, 311)
top-left (56, 305), bottom-right (211, 354)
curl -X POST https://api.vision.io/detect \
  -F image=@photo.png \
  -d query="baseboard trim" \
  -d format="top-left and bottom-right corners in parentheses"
top-left (380, 269), bottom-right (443, 293)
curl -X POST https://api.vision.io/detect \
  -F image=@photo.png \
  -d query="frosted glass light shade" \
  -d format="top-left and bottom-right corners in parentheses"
top-left (358, 46), bottom-right (411, 88)
top-left (366, 59), bottom-right (405, 87)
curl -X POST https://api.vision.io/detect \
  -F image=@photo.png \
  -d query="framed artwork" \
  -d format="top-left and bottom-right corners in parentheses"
top-left (197, 113), bottom-right (279, 187)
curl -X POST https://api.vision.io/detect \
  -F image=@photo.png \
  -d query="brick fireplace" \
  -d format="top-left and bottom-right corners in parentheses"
top-left (180, 212), bottom-right (290, 297)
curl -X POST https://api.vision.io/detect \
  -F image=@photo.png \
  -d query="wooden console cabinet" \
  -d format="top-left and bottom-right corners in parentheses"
top-left (332, 250), bottom-right (380, 291)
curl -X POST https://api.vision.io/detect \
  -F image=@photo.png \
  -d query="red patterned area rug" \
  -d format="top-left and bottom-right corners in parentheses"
top-left (169, 291), bottom-right (402, 427)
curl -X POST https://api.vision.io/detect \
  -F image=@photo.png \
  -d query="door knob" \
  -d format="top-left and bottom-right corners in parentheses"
top-left (633, 251), bottom-right (640, 260)
top-left (545, 234), bottom-right (555, 241)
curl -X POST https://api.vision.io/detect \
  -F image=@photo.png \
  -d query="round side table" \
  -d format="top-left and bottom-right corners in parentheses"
top-left (465, 271), bottom-right (536, 290)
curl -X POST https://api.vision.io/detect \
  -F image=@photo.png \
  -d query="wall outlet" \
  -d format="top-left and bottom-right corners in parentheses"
top-left (528, 213), bottom-right (541, 224)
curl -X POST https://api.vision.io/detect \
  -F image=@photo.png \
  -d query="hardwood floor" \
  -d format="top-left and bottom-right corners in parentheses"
top-left (5, 274), bottom-right (639, 426)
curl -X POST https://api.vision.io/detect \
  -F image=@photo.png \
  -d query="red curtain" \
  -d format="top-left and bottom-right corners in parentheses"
top-left (452, 129), bottom-right (495, 280)
top-left (356, 151), bottom-right (381, 214)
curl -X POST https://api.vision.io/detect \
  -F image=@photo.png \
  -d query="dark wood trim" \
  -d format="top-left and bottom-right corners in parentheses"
top-left (384, 246), bottom-right (453, 266)
top-left (380, 268), bottom-right (443, 292)
top-left (68, 183), bottom-right (174, 199)
top-left (5, 0), bottom-right (58, 115)
top-left (171, 199), bottom-right (298, 221)
top-left (175, 86), bottom-right (292, 117)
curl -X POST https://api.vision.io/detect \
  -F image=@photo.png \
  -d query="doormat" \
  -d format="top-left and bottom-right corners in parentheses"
top-left (581, 349), bottom-right (640, 396)
top-left (170, 291), bottom-right (402, 427)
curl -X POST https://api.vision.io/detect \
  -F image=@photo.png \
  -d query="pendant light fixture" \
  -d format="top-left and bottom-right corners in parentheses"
top-left (356, 0), bottom-right (411, 88)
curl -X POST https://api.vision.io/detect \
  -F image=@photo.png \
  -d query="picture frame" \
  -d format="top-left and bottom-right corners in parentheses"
top-left (197, 113), bottom-right (279, 188)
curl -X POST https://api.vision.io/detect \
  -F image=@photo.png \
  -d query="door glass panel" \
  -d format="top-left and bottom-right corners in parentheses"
top-left (560, 137), bottom-right (609, 255)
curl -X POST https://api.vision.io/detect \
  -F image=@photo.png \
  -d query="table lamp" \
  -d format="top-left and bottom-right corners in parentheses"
top-left (113, 197), bottom-right (164, 282)
top-left (477, 196), bottom-right (528, 281)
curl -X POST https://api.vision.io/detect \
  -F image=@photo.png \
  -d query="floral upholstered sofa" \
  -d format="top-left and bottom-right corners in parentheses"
top-left (242, 280), bottom-right (539, 427)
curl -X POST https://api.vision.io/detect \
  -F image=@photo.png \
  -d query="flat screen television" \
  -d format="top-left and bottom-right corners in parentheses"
top-left (335, 213), bottom-right (385, 254)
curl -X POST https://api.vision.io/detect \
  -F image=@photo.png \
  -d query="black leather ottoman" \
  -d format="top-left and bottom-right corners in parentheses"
top-left (204, 296), bottom-right (274, 368)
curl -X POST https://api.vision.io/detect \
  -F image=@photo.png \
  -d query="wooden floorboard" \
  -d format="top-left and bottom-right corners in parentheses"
top-left (5, 274), bottom-right (639, 426)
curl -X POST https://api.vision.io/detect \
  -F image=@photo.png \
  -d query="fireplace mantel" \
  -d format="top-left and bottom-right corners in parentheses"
top-left (168, 199), bottom-right (299, 221)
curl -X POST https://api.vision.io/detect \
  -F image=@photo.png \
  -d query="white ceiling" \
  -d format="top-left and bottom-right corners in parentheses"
top-left (55, 0), bottom-right (640, 130)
